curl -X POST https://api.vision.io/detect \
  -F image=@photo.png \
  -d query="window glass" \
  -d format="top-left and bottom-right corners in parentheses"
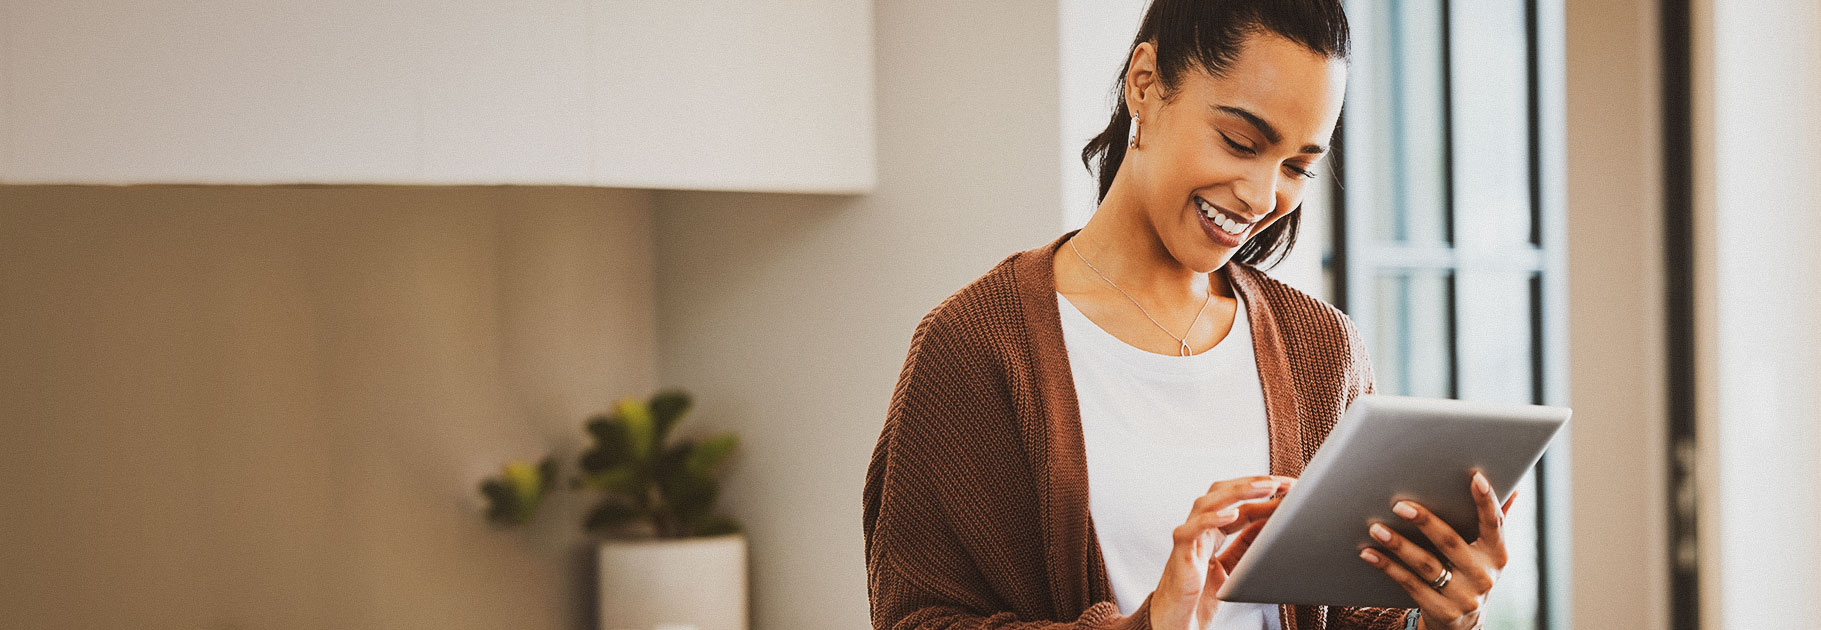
top-left (1370, 270), bottom-right (1453, 398)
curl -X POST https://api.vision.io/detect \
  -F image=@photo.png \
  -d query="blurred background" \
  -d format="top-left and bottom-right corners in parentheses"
top-left (1, 1), bottom-right (1815, 629)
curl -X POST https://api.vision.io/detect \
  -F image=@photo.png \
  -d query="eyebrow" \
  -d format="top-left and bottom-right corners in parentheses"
top-left (1212, 104), bottom-right (1329, 155)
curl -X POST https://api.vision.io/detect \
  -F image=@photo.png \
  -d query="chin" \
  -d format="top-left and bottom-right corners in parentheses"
top-left (1166, 233), bottom-right (1236, 274)
top-left (1203, 250), bottom-right (1240, 273)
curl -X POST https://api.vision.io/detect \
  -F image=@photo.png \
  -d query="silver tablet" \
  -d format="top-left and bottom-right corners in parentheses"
top-left (1216, 395), bottom-right (1570, 609)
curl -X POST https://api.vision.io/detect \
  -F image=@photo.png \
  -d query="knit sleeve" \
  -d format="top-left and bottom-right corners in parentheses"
top-left (864, 306), bottom-right (1151, 630)
top-left (1325, 606), bottom-right (1413, 630)
top-left (1341, 309), bottom-right (1376, 400)
top-left (869, 546), bottom-right (1154, 630)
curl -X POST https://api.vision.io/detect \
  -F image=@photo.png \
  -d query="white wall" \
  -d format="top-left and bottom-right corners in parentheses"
top-left (1059, 0), bottom-right (1149, 230)
top-left (1700, 0), bottom-right (1821, 626)
top-left (650, 2), bottom-right (1067, 629)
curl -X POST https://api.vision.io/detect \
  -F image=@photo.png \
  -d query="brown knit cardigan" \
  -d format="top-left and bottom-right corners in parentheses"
top-left (863, 230), bottom-right (1412, 630)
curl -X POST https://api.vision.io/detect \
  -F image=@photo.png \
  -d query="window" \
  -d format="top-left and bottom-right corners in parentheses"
top-left (1324, 1), bottom-right (1568, 629)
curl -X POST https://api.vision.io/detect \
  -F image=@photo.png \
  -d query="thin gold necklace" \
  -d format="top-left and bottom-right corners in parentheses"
top-left (1068, 237), bottom-right (1213, 357)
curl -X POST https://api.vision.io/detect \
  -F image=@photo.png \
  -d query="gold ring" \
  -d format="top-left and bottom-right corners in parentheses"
top-left (1429, 566), bottom-right (1452, 590)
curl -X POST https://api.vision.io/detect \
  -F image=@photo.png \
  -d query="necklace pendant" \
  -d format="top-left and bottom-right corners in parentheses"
top-left (1179, 340), bottom-right (1192, 356)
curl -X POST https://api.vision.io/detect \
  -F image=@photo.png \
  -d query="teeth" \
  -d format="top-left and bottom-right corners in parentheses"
top-left (1196, 198), bottom-right (1249, 235)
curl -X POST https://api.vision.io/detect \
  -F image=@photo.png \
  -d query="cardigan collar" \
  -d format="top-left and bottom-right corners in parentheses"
top-left (1009, 229), bottom-right (1307, 611)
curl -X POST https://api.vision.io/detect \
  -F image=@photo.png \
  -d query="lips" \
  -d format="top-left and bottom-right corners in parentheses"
top-left (1195, 196), bottom-right (1254, 235)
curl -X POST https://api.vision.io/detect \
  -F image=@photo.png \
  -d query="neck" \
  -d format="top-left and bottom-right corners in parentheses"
top-left (1068, 191), bottom-right (1230, 304)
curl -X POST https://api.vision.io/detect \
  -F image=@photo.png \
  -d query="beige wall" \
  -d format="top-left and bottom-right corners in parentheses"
top-left (0, 185), bottom-right (657, 629)
top-left (1563, 0), bottom-right (1671, 627)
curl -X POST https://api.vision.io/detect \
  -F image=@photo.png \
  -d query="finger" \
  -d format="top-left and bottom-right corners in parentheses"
top-left (1217, 519), bottom-right (1268, 572)
top-left (1204, 475), bottom-right (1287, 495)
top-left (1204, 546), bottom-right (1233, 595)
top-left (1391, 500), bottom-right (1480, 573)
top-left (1471, 471), bottom-right (1505, 547)
top-left (1358, 547), bottom-right (1458, 616)
top-left (1270, 476), bottom-right (1298, 500)
top-left (1191, 477), bottom-right (1282, 517)
top-left (1368, 521), bottom-right (1469, 592)
top-left (1218, 496), bottom-right (1284, 535)
top-left (1503, 489), bottom-right (1520, 515)
top-left (1174, 508), bottom-right (1237, 560)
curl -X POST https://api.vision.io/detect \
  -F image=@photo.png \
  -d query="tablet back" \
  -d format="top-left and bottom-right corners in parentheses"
top-left (1216, 395), bottom-right (1569, 609)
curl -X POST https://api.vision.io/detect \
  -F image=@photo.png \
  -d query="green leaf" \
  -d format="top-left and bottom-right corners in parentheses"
top-left (536, 456), bottom-right (559, 491)
top-left (584, 500), bottom-right (642, 532)
top-left (480, 478), bottom-right (522, 525)
top-left (685, 433), bottom-right (739, 478)
top-left (688, 514), bottom-right (742, 537)
top-left (661, 471), bottom-right (719, 522)
top-left (480, 459), bottom-right (550, 526)
top-left (581, 464), bottom-right (644, 500)
top-left (580, 416), bottom-right (632, 474)
top-left (503, 460), bottom-right (542, 501)
top-left (616, 397), bottom-right (656, 462)
top-left (656, 440), bottom-right (692, 479)
top-left (649, 390), bottom-right (692, 445)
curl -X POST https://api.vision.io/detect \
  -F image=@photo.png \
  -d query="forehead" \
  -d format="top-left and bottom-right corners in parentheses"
top-left (1179, 34), bottom-right (1347, 142)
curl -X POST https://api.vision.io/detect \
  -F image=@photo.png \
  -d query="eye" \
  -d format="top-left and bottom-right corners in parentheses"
top-left (1219, 132), bottom-right (1257, 156)
top-left (1286, 164), bottom-right (1318, 179)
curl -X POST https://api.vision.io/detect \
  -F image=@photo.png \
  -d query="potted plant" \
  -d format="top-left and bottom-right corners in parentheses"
top-left (479, 389), bottom-right (746, 630)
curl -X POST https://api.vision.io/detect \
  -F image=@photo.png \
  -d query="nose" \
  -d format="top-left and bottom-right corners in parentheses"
top-left (1232, 167), bottom-right (1280, 218)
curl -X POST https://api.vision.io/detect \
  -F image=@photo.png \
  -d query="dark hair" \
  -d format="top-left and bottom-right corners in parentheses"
top-left (1080, 0), bottom-right (1350, 268)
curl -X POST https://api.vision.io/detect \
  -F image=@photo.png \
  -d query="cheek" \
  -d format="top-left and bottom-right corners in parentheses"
top-left (1273, 199), bottom-right (1296, 219)
top-left (1274, 183), bottom-right (1310, 215)
top-left (1258, 201), bottom-right (1302, 232)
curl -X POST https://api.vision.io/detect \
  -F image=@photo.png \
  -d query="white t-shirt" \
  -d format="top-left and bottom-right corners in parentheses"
top-left (1056, 290), bottom-right (1282, 630)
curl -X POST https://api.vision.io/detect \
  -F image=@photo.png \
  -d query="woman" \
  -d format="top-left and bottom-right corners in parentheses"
top-left (863, 1), bottom-right (1514, 629)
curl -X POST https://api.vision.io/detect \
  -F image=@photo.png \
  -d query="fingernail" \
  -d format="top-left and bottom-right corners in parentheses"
top-left (1251, 480), bottom-right (1279, 489)
top-left (1474, 472), bottom-right (1493, 495)
top-left (1393, 502), bottom-right (1418, 519)
top-left (1217, 508), bottom-right (1239, 523)
top-left (1370, 523), bottom-right (1392, 542)
top-left (1359, 548), bottom-right (1381, 563)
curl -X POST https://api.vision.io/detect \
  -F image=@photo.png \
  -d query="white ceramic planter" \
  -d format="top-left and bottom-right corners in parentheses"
top-left (598, 533), bottom-right (748, 630)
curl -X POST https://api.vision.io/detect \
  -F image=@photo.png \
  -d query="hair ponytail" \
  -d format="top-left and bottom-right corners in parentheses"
top-left (1081, 94), bottom-right (1133, 206)
top-left (1077, 0), bottom-right (1349, 269)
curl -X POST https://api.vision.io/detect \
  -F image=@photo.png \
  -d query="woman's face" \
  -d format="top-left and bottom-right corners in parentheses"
top-left (1123, 33), bottom-right (1348, 272)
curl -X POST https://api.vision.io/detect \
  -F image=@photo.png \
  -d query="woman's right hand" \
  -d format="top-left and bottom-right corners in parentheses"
top-left (1148, 474), bottom-right (1296, 630)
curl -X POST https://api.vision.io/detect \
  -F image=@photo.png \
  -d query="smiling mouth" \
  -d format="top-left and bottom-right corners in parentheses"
top-left (1195, 196), bottom-right (1254, 236)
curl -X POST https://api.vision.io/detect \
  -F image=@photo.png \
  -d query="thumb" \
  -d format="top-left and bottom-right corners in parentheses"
top-left (1203, 552), bottom-right (1231, 602)
top-left (1196, 559), bottom-right (1229, 629)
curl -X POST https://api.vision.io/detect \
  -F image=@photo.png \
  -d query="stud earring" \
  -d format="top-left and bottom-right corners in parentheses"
top-left (1129, 115), bottom-right (1141, 149)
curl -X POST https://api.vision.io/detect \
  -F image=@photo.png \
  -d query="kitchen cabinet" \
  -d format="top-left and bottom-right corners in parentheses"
top-left (0, 1), bottom-right (874, 193)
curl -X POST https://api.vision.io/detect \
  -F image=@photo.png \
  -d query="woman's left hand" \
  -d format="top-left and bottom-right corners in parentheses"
top-left (1356, 470), bottom-right (1518, 630)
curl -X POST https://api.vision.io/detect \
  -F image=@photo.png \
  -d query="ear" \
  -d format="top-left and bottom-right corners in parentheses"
top-left (1124, 41), bottom-right (1159, 119)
